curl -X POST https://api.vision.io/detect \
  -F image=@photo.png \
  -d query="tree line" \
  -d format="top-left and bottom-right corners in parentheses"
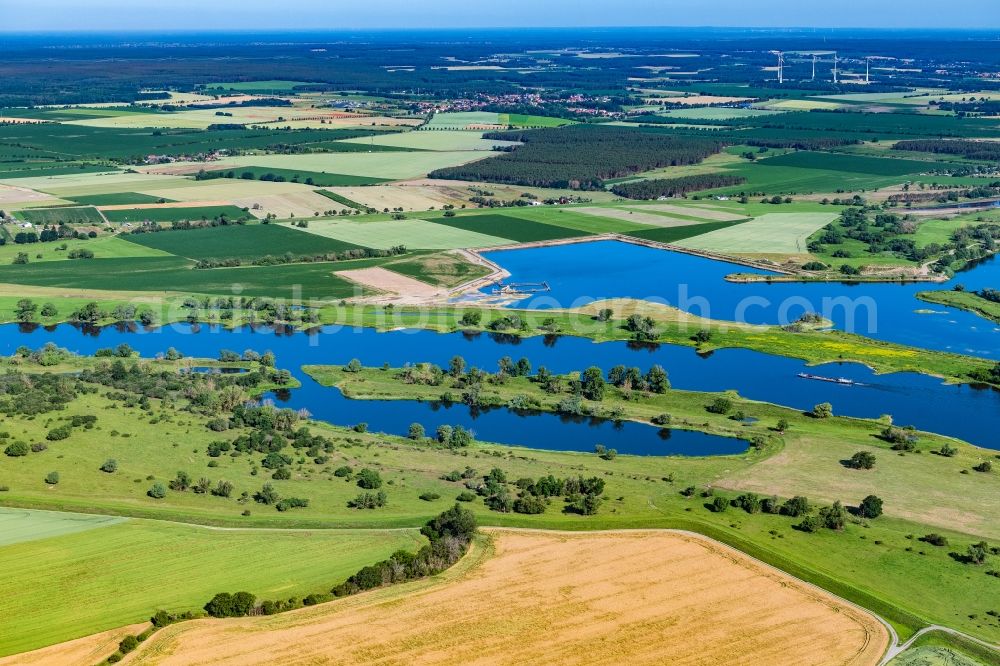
top-left (610, 174), bottom-right (747, 200)
top-left (893, 139), bottom-right (1000, 162)
top-left (429, 125), bottom-right (724, 190)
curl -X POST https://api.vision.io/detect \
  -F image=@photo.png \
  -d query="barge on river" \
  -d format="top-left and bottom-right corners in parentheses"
top-left (797, 373), bottom-right (861, 386)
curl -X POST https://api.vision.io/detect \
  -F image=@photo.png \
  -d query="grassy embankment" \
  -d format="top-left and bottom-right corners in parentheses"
top-left (917, 289), bottom-right (1000, 324)
top-left (312, 299), bottom-right (997, 385)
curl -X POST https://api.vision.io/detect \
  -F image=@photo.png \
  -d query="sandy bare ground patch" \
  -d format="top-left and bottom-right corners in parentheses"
top-left (327, 184), bottom-right (463, 211)
top-left (231, 191), bottom-right (334, 219)
top-left (336, 267), bottom-right (445, 303)
top-left (0, 623), bottom-right (147, 666)
top-left (644, 204), bottom-right (748, 221)
top-left (574, 206), bottom-right (703, 227)
top-left (121, 530), bottom-right (888, 666)
top-left (0, 184), bottom-right (61, 205)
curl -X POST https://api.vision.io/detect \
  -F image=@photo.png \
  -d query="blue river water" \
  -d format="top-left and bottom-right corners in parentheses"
top-left (1, 240), bottom-right (997, 453)
top-left (481, 240), bottom-right (1000, 358)
top-left (1, 319), bottom-right (998, 452)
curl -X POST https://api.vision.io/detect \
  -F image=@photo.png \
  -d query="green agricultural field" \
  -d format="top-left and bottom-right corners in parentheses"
top-left (474, 204), bottom-right (670, 232)
top-left (291, 218), bottom-right (511, 250)
top-left (17, 206), bottom-right (106, 225)
top-left (10, 173), bottom-right (196, 199)
top-left (427, 213), bottom-right (590, 243)
top-left (122, 224), bottom-right (368, 261)
top-left (221, 151), bottom-right (488, 180)
top-left (0, 163), bottom-right (118, 180)
top-left (0, 518), bottom-right (421, 656)
top-left (677, 212), bottom-right (837, 254)
top-left (0, 255), bottom-right (380, 300)
top-left (425, 111), bottom-right (502, 129)
top-left (624, 220), bottom-right (747, 244)
top-left (202, 166), bottom-right (393, 187)
top-left (340, 129), bottom-right (519, 152)
top-left (0, 123), bottom-right (381, 162)
top-left (68, 192), bottom-right (173, 206)
top-left (500, 113), bottom-right (575, 128)
top-left (0, 235), bottom-right (172, 264)
top-left (102, 205), bottom-right (251, 224)
top-left (383, 251), bottom-right (493, 287)
top-left (0, 508), bottom-right (124, 548)
top-left (755, 151), bottom-right (940, 176)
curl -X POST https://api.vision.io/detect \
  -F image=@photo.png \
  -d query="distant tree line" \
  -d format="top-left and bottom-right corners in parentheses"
top-left (429, 125), bottom-right (724, 190)
top-left (893, 139), bottom-right (1000, 162)
top-left (611, 174), bottom-right (747, 199)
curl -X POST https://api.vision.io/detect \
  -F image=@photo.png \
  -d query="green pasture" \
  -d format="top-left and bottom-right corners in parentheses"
top-left (291, 218), bottom-right (511, 250)
top-left (68, 192), bottom-right (174, 206)
top-left (0, 507), bottom-right (124, 548)
top-left (221, 151), bottom-right (485, 180)
top-left (103, 205), bottom-right (250, 224)
top-left (425, 111), bottom-right (502, 129)
top-left (383, 251), bottom-right (494, 287)
top-left (0, 517), bottom-right (420, 656)
top-left (0, 255), bottom-right (379, 300)
top-left (500, 113), bottom-right (574, 128)
top-left (17, 206), bottom-right (106, 225)
top-left (624, 220), bottom-right (746, 244)
top-left (202, 166), bottom-right (392, 187)
top-left (427, 213), bottom-right (590, 243)
top-left (340, 130), bottom-right (518, 152)
top-left (0, 123), bottom-right (381, 162)
top-left (755, 151), bottom-right (940, 177)
top-left (123, 224), bottom-right (367, 261)
top-left (0, 163), bottom-right (118, 180)
top-left (0, 235), bottom-right (171, 264)
top-left (677, 212), bottom-right (837, 254)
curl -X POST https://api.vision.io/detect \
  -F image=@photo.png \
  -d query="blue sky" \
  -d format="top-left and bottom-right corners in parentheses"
top-left (1, 0), bottom-right (997, 31)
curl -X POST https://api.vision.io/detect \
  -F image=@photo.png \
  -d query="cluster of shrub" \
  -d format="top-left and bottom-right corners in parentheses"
top-left (0, 368), bottom-right (78, 417)
top-left (447, 467), bottom-right (606, 516)
top-left (695, 487), bottom-right (883, 532)
top-left (78, 356), bottom-right (291, 413)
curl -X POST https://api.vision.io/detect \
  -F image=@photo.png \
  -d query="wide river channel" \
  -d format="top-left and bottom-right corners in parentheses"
top-left (1, 241), bottom-right (997, 454)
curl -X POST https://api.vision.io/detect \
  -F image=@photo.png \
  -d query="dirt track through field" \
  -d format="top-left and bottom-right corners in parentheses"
top-left (119, 530), bottom-right (888, 666)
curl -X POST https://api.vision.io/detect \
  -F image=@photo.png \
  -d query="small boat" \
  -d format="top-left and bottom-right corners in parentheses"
top-left (797, 372), bottom-right (860, 386)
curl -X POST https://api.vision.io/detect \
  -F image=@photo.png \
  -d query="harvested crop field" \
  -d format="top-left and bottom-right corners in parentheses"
top-left (677, 212), bottom-right (838, 254)
top-left (122, 530), bottom-right (889, 666)
top-left (574, 206), bottom-right (705, 227)
top-left (293, 218), bottom-right (510, 249)
top-left (643, 203), bottom-right (749, 221)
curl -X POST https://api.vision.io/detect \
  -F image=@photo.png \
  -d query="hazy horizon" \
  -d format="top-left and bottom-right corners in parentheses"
top-left (1, 0), bottom-right (998, 32)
